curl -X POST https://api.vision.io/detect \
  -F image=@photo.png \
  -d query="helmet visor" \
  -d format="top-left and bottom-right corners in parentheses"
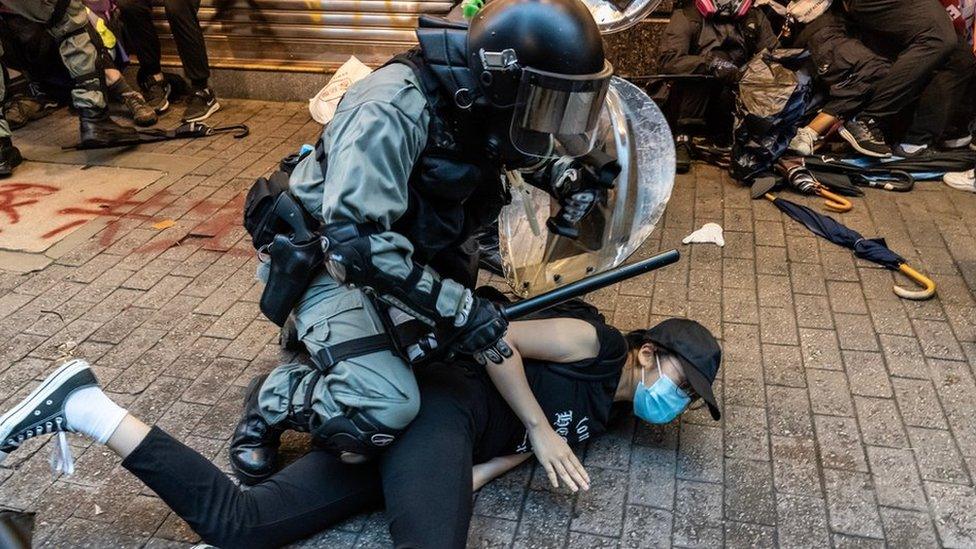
top-left (510, 62), bottom-right (613, 159)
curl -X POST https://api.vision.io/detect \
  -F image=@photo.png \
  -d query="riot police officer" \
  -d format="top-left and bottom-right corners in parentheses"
top-left (231, 0), bottom-right (615, 482)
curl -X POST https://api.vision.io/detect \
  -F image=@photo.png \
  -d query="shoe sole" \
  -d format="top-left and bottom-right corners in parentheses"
top-left (0, 359), bottom-right (91, 464)
top-left (839, 128), bottom-right (891, 158)
top-left (183, 101), bottom-right (221, 123)
top-left (154, 98), bottom-right (170, 114)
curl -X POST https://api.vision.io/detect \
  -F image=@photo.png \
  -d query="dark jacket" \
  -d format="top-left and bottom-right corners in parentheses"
top-left (658, 5), bottom-right (778, 74)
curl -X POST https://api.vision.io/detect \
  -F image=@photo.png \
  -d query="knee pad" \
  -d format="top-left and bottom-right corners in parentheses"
top-left (310, 410), bottom-right (403, 458)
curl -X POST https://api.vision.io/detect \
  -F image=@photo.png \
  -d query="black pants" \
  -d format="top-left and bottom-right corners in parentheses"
top-left (121, 365), bottom-right (520, 549)
top-left (0, 15), bottom-right (73, 101)
top-left (845, 0), bottom-right (957, 124)
top-left (902, 38), bottom-right (976, 145)
top-left (665, 79), bottom-right (734, 141)
top-left (115, 0), bottom-right (210, 87)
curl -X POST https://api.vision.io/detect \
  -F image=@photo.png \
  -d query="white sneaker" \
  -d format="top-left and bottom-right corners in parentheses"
top-left (788, 126), bottom-right (818, 156)
top-left (943, 169), bottom-right (976, 192)
top-left (941, 135), bottom-right (973, 149)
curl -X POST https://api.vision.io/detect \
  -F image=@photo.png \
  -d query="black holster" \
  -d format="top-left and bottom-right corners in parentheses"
top-left (260, 233), bottom-right (323, 326)
top-left (244, 169), bottom-right (324, 326)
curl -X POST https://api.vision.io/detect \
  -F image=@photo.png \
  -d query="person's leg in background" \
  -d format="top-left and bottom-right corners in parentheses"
top-left (0, 0), bottom-right (138, 146)
top-left (0, 15), bottom-right (69, 129)
top-left (162, 0), bottom-right (220, 122)
top-left (800, 28), bottom-right (890, 156)
top-left (665, 79), bottom-right (715, 173)
top-left (843, 0), bottom-right (957, 153)
top-left (897, 38), bottom-right (976, 156)
top-left (114, 0), bottom-right (172, 113)
top-left (0, 48), bottom-right (24, 178)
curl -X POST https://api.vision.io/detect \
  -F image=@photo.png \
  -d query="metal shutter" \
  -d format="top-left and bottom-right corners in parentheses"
top-left (153, 0), bottom-right (455, 72)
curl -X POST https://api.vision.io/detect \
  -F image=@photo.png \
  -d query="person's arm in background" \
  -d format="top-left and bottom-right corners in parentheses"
top-left (754, 8), bottom-right (780, 52)
top-left (483, 318), bottom-right (600, 492)
top-left (659, 7), bottom-right (709, 74)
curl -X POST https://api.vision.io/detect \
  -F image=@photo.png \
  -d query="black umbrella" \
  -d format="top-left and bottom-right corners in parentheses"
top-left (762, 193), bottom-right (936, 300)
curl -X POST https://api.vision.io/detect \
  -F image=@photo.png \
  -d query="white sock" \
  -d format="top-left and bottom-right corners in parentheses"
top-left (64, 386), bottom-right (128, 444)
top-left (898, 143), bottom-right (927, 154)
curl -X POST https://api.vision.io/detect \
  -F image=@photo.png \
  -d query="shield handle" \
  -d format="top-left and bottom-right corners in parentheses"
top-left (893, 264), bottom-right (936, 301)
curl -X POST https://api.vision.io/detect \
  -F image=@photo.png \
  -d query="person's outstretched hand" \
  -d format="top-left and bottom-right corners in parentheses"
top-left (528, 424), bottom-right (590, 492)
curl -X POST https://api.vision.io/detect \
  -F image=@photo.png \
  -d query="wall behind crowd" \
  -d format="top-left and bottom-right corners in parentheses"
top-left (145, 0), bottom-right (677, 76)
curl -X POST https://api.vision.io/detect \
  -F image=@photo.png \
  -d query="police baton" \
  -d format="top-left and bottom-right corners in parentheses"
top-left (500, 249), bottom-right (680, 320)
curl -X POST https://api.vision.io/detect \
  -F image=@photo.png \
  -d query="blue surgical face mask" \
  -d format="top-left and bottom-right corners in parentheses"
top-left (633, 353), bottom-right (691, 424)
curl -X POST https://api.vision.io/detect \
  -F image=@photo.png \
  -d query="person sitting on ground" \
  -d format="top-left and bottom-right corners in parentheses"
top-left (0, 302), bottom-right (722, 548)
top-left (784, 6), bottom-right (890, 155)
top-left (658, 0), bottom-right (778, 172)
top-left (114, 0), bottom-right (220, 121)
top-left (837, 0), bottom-right (976, 158)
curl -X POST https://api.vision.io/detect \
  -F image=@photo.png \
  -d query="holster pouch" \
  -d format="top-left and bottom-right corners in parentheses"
top-left (244, 171), bottom-right (292, 249)
top-left (260, 233), bottom-right (323, 326)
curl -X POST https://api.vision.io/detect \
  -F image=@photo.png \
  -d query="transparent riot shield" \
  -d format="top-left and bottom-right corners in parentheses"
top-left (498, 76), bottom-right (675, 298)
top-left (582, 0), bottom-right (664, 33)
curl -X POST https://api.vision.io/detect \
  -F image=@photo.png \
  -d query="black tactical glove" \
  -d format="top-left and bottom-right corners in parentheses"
top-left (705, 52), bottom-right (740, 83)
top-left (450, 296), bottom-right (512, 365)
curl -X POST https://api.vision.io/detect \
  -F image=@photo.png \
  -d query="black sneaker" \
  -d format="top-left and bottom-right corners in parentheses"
top-left (0, 359), bottom-right (96, 464)
top-left (839, 117), bottom-right (891, 158)
top-left (141, 75), bottom-right (172, 114)
top-left (0, 138), bottom-right (23, 178)
top-left (182, 87), bottom-right (220, 123)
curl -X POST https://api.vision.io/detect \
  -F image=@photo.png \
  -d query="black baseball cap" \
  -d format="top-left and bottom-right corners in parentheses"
top-left (644, 318), bottom-right (722, 420)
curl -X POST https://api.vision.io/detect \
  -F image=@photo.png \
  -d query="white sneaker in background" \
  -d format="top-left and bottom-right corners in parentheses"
top-left (943, 169), bottom-right (976, 193)
top-left (788, 126), bottom-right (818, 156)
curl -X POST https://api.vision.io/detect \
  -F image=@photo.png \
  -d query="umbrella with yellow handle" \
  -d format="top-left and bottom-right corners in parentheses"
top-left (759, 193), bottom-right (936, 300)
top-left (777, 157), bottom-right (853, 212)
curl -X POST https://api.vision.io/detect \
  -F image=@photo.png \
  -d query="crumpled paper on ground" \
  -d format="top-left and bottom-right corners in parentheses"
top-left (682, 222), bottom-right (725, 247)
top-left (308, 56), bottom-right (373, 125)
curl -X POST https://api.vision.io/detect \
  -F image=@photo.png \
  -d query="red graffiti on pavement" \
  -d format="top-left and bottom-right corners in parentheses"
top-left (41, 188), bottom-right (175, 243)
top-left (0, 183), bottom-right (59, 228)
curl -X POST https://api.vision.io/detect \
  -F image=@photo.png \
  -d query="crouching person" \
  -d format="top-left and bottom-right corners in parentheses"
top-left (658, 0), bottom-right (777, 171)
top-left (231, 0), bottom-right (617, 480)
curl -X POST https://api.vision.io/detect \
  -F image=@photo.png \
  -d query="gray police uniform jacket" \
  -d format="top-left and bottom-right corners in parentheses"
top-left (289, 63), bottom-right (471, 322)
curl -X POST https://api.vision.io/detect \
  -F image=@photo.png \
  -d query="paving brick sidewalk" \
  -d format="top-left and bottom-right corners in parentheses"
top-left (1, 100), bottom-right (975, 548)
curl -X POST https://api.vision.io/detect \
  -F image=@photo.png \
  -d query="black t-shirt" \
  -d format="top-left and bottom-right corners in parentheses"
top-left (500, 300), bottom-right (629, 454)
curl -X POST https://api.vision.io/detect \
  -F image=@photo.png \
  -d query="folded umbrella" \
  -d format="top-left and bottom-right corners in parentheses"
top-left (761, 193), bottom-right (936, 300)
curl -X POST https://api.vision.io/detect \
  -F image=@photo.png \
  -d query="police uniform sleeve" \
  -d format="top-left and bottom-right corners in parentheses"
top-left (319, 80), bottom-right (473, 328)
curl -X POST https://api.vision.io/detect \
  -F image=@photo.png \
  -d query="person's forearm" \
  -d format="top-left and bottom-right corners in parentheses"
top-left (472, 454), bottom-right (532, 491)
top-left (485, 344), bottom-right (548, 430)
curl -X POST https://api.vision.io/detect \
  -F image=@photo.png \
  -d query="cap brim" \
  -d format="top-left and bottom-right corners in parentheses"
top-left (677, 356), bottom-right (721, 420)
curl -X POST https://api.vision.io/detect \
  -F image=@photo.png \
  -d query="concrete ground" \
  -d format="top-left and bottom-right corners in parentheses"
top-left (1, 99), bottom-right (975, 548)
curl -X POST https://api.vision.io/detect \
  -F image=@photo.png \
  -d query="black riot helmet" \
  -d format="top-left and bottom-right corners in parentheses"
top-left (467, 0), bottom-right (613, 161)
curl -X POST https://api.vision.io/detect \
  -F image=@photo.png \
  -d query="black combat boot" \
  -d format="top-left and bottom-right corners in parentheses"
top-left (78, 107), bottom-right (141, 149)
top-left (0, 137), bottom-right (23, 178)
top-left (229, 374), bottom-right (284, 485)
